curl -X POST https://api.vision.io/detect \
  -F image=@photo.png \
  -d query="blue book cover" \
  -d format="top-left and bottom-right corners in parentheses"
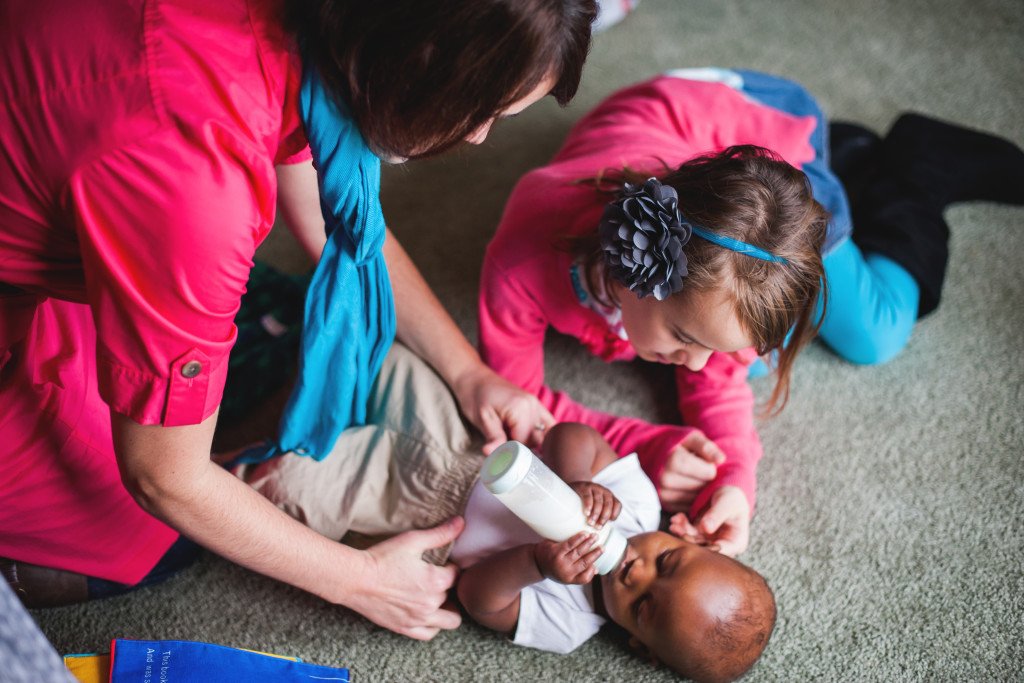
top-left (109, 639), bottom-right (349, 682)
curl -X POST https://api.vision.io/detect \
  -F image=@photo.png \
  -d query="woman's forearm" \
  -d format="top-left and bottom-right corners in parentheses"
top-left (112, 411), bottom-right (369, 604)
top-left (113, 410), bottom-right (462, 639)
top-left (383, 228), bottom-right (483, 387)
top-left (384, 228), bottom-right (554, 449)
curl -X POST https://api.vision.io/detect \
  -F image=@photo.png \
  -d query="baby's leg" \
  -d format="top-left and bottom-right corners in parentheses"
top-left (236, 343), bottom-right (484, 563)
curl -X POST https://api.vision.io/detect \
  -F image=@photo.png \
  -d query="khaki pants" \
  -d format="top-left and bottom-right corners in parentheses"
top-left (235, 343), bottom-right (485, 564)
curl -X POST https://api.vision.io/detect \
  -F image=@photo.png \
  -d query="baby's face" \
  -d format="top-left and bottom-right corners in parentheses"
top-left (600, 531), bottom-right (755, 659)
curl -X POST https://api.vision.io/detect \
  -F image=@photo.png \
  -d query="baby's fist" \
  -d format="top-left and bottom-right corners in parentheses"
top-left (569, 481), bottom-right (622, 529)
top-left (534, 532), bottom-right (602, 584)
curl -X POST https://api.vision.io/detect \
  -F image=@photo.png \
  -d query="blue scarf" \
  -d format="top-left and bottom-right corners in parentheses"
top-left (260, 65), bottom-right (396, 460)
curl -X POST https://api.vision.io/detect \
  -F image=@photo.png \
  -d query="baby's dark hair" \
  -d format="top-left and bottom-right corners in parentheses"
top-left (667, 571), bottom-right (778, 683)
top-left (575, 145), bottom-right (829, 413)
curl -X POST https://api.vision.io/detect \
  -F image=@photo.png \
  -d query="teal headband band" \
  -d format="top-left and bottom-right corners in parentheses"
top-left (599, 177), bottom-right (787, 301)
top-left (690, 225), bottom-right (789, 264)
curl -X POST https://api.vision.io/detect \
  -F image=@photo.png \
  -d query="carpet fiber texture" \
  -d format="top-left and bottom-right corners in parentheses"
top-left (33, 1), bottom-right (1023, 680)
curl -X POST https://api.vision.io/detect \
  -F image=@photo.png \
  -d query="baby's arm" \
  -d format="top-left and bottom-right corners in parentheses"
top-left (456, 543), bottom-right (544, 633)
top-left (457, 423), bottom-right (620, 633)
top-left (457, 533), bottom-right (601, 633)
top-left (540, 422), bottom-right (618, 493)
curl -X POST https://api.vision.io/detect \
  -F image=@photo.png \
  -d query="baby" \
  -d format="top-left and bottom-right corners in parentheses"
top-left (453, 422), bottom-right (776, 682)
top-left (237, 345), bottom-right (774, 680)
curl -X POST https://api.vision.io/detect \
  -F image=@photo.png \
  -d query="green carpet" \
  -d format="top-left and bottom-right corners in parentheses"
top-left (34, 0), bottom-right (1023, 680)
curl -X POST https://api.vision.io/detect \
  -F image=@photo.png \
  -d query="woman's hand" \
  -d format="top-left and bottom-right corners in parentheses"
top-left (450, 363), bottom-right (555, 453)
top-left (668, 485), bottom-right (750, 557)
top-left (114, 413), bottom-right (463, 641)
top-left (568, 481), bottom-right (621, 529)
top-left (534, 532), bottom-right (602, 585)
top-left (658, 430), bottom-right (726, 512)
top-left (344, 517), bottom-right (466, 640)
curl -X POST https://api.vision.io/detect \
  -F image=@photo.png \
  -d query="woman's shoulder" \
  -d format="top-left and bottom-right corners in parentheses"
top-left (147, 0), bottom-right (304, 163)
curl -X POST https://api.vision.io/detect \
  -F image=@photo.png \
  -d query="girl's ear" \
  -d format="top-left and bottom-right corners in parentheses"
top-left (628, 636), bottom-right (660, 666)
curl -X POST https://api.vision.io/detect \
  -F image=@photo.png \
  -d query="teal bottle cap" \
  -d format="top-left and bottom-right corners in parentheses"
top-left (481, 440), bottom-right (533, 495)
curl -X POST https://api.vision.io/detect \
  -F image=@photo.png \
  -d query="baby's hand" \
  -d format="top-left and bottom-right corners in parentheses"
top-left (569, 481), bottom-right (622, 529)
top-left (658, 430), bottom-right (726, 513)
top-left (534, 532), bottom-right (602, 585)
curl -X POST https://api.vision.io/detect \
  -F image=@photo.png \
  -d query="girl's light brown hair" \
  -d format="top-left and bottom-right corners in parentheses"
top-left (574, 145), bottom-right (829, 413)
top-left (290, 0), bottom-right (597, 160)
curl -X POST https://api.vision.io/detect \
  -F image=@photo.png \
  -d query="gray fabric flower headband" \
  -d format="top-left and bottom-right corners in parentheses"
top-left (598, 177), bottom-right (692, 301)
top-left (598, 177), bottom-right (786, 301)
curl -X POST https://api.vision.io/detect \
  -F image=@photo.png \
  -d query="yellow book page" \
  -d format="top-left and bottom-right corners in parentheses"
top-left (63, 653), bottom-right (110, 683)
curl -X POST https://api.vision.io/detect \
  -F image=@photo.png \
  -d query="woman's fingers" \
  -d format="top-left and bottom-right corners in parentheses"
top-left (478, 407), bottom-right (509, 454)
top-left (402, 516), bottom-right (466, 559)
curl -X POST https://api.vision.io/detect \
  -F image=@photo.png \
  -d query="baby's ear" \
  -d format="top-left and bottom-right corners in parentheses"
top-left (627, 636), bottom-right (660, 666)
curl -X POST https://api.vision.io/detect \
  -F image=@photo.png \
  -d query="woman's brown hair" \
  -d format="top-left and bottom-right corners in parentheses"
top-left (575, 145), bottom-right (829, 414)
top-left (290, 0), bottom-right (597, 159)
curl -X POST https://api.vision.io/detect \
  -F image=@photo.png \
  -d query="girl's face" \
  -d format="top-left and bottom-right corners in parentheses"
top-left (615, 283), bottom-right (753, 372)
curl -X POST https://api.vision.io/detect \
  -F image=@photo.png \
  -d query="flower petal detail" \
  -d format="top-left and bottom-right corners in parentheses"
top-left (598, 177), bottom-right (691, 300)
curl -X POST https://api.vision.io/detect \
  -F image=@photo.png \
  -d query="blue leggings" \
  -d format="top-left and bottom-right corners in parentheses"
top-left (818, 237), bottom-right (920, 365)
top-left (749, 242), bottom-right (919, 376)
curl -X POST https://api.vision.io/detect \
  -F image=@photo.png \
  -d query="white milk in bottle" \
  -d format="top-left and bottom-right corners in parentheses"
top-left (480, 440), bottom-right (627, 575)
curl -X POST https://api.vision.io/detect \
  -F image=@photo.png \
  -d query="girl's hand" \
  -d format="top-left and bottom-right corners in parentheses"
top-left (658, 430), bottom-right (726, 512)
top-left (668, 486), bottom-right (750, 557)
top-left (450, 364), bottom-right (555, 453)
top-left (534, 532), bottom-right (602, 585)
top-left (569, 481), bottom-right (622, 529)
top-left (346, 517), bottom-right (465, 640)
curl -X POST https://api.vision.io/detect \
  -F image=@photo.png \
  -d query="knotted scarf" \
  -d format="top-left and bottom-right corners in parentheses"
top-left (267, 65), bottom-right (396, 460)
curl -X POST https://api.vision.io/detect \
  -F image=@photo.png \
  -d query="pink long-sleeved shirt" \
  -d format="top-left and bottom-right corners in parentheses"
top-left (479, 75), bottom-right (816, 514)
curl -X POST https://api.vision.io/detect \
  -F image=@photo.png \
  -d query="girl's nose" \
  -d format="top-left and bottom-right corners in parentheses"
top-left (683, 347), bottom-right (713, 372)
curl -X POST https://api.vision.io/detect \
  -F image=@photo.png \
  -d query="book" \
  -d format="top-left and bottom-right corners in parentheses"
top-left (66, 640), bottom-right (349, 683)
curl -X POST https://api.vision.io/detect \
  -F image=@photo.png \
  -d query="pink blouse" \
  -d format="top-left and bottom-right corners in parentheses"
top-left (0, 0), bottom-right (310, 583)
top-left (0, 0), bottom-right (310, 427)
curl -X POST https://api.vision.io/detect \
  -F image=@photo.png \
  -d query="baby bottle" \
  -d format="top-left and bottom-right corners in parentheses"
top-left (480, 440), bottom-right (627, 575)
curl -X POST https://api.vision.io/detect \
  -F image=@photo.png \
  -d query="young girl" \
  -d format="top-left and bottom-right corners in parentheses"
top-left (478, 69), bottom-right (1024, 556)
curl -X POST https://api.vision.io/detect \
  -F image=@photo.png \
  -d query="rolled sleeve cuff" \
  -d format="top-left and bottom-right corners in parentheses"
top-left (279, 144), bottom-right (312, 166)
top-left (97, 346), bottom-right (229, 426)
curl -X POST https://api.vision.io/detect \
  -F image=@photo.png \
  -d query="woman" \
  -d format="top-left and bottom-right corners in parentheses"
top-left (0, 0), bottom-right (595, 640)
